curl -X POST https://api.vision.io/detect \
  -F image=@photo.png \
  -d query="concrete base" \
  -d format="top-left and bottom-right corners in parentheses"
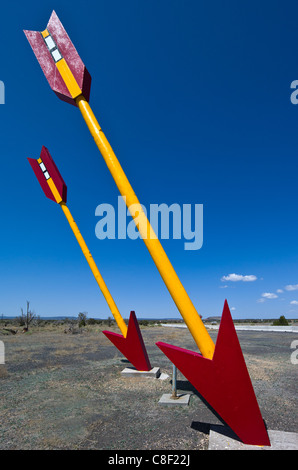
top-left (208, 426), bottom-right (298, 450)
top-left (121, 366), bottom-right (161, 378)
top-left (158, 372), bottom-right (170, 381)
top-left (159, 393), bottom-right (190, 406)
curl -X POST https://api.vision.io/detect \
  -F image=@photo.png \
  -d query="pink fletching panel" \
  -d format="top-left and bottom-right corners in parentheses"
top-left (24, 11), bottom-right (91, 105)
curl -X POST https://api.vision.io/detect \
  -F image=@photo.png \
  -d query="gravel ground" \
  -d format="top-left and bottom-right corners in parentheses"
top-left (0, 325), bottom-right (297, 450)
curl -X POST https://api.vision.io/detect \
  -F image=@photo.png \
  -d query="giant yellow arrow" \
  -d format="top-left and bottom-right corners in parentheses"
top-left (24, 11), bottom-right (215, 359)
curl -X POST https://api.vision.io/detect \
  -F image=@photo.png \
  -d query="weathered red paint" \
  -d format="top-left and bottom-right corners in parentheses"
top-left (103, 311), bottom-right (152, 372)
top-left (24, 11), bottom-right (91, 106)
top-left (157, 300), bottom-right (271, 446)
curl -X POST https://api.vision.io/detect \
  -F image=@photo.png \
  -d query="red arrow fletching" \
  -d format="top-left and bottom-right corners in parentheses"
top-left (28, 157), bottom-right (56, 203)
top-left (28, 146), bottom-right (67, 203)
top-left (24, 11), bottom-right (91, 106)
top-left (157, 300), bottom-right (271, 446)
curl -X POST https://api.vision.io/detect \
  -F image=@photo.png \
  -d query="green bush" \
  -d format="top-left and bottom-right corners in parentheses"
top-left (78, 312), bottom-right (87, 328)
top-left (273, 315), bottom-right (289, 326)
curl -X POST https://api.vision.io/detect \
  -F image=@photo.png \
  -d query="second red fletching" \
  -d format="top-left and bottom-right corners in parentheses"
top-left (28, 146), bottom-right (67, 203)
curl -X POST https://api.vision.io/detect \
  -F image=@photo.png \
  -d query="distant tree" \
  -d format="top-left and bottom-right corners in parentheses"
top-left (17, 301), bottom-right (36, 331)
top-left (273, 315), bottom-right (289, 326)
top-left (78, 312), bottom-right (87, 328)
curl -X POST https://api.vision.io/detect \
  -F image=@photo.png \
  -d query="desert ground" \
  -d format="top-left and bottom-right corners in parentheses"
top-left (0, 323), bottom-right (297, 450)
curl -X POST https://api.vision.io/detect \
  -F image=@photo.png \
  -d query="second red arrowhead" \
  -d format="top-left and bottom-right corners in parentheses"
top-left (103, 311), bottom-right (152, 372)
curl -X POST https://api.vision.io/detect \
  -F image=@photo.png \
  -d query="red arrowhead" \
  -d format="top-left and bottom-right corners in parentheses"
top-left (103, 311), bottom-right (152, 372)
top-left (156, 300), bottom-right (270, 446)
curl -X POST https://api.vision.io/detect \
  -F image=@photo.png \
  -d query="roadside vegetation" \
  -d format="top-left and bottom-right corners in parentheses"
top-left (0, 309), bottom-right (296, 336)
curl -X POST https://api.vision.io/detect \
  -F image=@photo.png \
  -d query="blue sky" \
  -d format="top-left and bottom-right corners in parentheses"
top-left (0, 0), bottom-right (298, 319)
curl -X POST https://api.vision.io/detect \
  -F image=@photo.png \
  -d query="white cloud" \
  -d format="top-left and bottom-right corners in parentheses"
top-left (290, 300), bottom-right (298, 305)
top-left (285, 284), bottom-right (298, 291)
top-left (221, 273), bottom-right (257, 282)
top-left (231, 307), bottom-right (236, 311)
top-left (262, 292), bottom-right (278, 299)
top-left (276, 289), bottom-right (284, 293)
top-left (257, 298), bottom-right (265, 303)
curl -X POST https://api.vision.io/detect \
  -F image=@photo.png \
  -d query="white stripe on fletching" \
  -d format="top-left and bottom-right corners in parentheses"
top-left (39, 161), bottom-right (51, 180)
top-left (44, 35), bottom-right (55, 51)
top-left (43, 32), bottom-right (63, 63)
top-left (51, 49), bottom-right (62, 62)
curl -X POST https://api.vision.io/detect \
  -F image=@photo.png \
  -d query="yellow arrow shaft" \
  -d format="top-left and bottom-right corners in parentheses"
top-left (76, 95), bottom-right (215, 359)
top-left (60, 202), bottom-right (128, 337)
